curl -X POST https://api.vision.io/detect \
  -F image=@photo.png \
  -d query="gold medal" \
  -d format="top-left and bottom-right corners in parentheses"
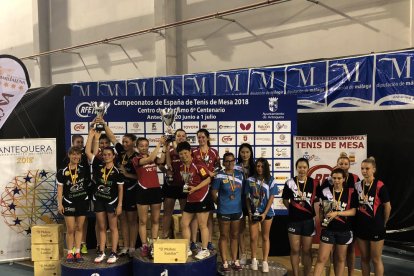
top-left (296, 177), bottom-right (307, 201)
top-left (68, 164), bottom-right (78, 185)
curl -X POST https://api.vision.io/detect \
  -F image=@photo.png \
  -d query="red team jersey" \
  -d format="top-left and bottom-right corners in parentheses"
top-left (180, 162), bottom-right (210, 202)
top-left (132, 154), bottom-right (160, 189)
top-left (192, 147), bottom-right (219, 172)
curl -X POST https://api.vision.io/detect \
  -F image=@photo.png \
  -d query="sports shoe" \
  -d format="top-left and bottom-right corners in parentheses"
top-left (250, 258), bottom-right (258, 270)
top-left (187, 247), bottom-right (193, 257)
top-left (262, 260), bottom-right (269, 273)
top-left (140, 244), bottom-right (149, 257)
top-left (240, 253), bottom-right (247, 265)
top-left (195, 249), bottom-right (210, 260)
top-left (150, 244), bottom-right (154, 258)
top-left (107, 251), bottom-right (118, 264)
top-left (222, 262), bottom-right (231, 273)
top-left (80, 243), bottom-right (88, 254)
top-left (207, 241), bottom-right (214, 250)
top-left (128, 248), bottom-right (136, 258)
top-left (75, 252), bottom-right (84, 263)
top-left (66, 252), bottom-right (75, 263)
top-left (119, 247), bottom-right (128, 256)
top-left (190, 241), bottom-right (198, 251)
top-left (232, 260), bottom-right (242, 271)
top-left (94, 251), bottom-right (106, 263)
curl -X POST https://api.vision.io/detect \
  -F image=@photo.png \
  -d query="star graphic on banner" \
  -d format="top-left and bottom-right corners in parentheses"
top-left (4, 82), bottom-right (9, 88)
top-left (11, 83), bottom-right (16, 89)
top-left (39, 170), bottom-right (48, 178)
top-left (14, 218), bottom-right (22, 225)
top-left (25, 228), bottom-right (31, 235)
top-left (8, 202), bottom-right (16, 210)
top-left (18, 85), bottom-right (24, 91)
top-left (24, 175), bottom-right (32, 182)
top-left (13, 187), bottom-right (20, 195)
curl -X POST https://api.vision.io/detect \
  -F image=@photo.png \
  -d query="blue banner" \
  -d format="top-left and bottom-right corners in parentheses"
top-left (98, 80), bottom-right (127, 96)
top-left (183, 73), bottom-right (215, 96)
top-left (327, 56), bottom-right (373, 108)
top-left (215, 69), bottom-right (249, 95)
top-left (126, 78), bottom-right (153, 96)
top-left (154, 76), bottom-right (183, 96)
top-left (286, 61), bottom-right (327, 110)
top-left (72, 82), bottom-right (98, 96)
top-left (249, 67), bottom-right (285, 95)
top-left (375, 50), bottom-right (414, 106)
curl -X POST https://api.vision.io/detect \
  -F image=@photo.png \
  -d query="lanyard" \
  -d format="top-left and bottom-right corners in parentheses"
top-left (227, 172), bottom-right (235, 192)
top-left (363, 179), bottom-right (374, 201)
top-left (333, 188), bottom-right (343, 210)
top-left (68, 164), bottom-right (78, 185)
top-left (296, 177), bottom-right (307, 199)
top-left (102, 165), bottom-right (114, 185)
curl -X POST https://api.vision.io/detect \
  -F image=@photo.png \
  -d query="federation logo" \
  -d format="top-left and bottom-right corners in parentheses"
top-left (76, 102), bottom-right (95, 118)
top-left (268, 97), bottom-right (278, 112)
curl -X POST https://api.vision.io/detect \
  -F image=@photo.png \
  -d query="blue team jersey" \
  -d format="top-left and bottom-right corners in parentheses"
top-left (245, 176), bottom-right (277, 217)
top-left (212, 170), bottom-right (244, 215)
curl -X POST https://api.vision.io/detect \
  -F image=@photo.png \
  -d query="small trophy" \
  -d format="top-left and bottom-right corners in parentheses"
top-left (91, 101), bottom-right (110, 131)
top-left (181, 171), bottom-right (191, 193)
top-left (251, 198), bottom-right (262, 222)
top-left (321, 200), bottom-right (334, 227)
top-left (160, 107), bottom-right (179, 142)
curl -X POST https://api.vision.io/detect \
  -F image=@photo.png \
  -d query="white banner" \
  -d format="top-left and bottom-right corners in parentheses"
top-left (0, 55), bottom-right (31, 129)
top-left (294, 135), bottom-right (367, 183)
top-left (0, 138), bottom-right (57, 262)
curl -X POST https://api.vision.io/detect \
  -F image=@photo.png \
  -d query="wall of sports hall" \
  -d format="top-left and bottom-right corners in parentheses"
top-left (0, 0), bottom-right (412, 250)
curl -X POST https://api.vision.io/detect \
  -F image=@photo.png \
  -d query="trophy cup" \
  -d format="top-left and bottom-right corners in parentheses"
top-left (251, 197), bottom-right (262, 222)
top-left (91, 101), bottom-right (110, 131)
top-left (321, 200), bottom-right (334, 227)
top-left (181, 171), bottom-right (191, 193)
top-left (160, 107), bottom-right (179, 142)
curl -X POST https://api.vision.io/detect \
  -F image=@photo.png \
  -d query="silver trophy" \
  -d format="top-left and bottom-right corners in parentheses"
top-left (321, 200), bottom-right (335, 227)
top-left (160, 107), bottom-right (179, 142)
top-left (251, 197), bottom-right (262, 222)
top-left (181, 171), bottom-right (191, 193)
top-left (91, 101), bottom-right (110, 131)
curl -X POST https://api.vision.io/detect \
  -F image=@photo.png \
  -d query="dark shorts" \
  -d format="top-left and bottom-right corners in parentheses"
top-left (320, 229), bottom-right (353, 245)
top-left (62, 200), bottom-right (90, 217)
top-left (287, 218), bottom-right (315, 237)
top-left (355, 228), bottom-right (386, 241)
top-left (123, 184), bottom-right (137, 211)
top-left (162, 184), bottom-right (187, 200)
top-left (217, 212), bottom-right (243, 221)
top-left (94, 198), bottom-right (118, 213)
top-left (136, 185), bottom-right (162, 205)
top-left (184, 194), bottom-right (214, 213)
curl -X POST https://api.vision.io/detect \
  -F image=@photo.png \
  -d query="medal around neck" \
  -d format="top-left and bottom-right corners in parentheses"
top-left (91, 101), bottom-right (110, 131)
top-left (160, 107), bottom-right (179, 142)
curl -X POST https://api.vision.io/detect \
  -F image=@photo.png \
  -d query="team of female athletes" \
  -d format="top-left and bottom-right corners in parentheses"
top-left (58, 119), bottom-right (391, 275)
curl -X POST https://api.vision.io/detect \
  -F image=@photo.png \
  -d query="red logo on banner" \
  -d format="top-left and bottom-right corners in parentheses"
top-left (240, 123), bottom-right (251, 131)
top-left (74, 124), bottom-right (85, 131)
top-left (222, 136), bottom-right (233, 142)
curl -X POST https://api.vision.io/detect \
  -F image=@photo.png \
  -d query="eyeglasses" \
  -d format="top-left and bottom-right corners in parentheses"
top-left (223, 159), bottom-right (236, 163)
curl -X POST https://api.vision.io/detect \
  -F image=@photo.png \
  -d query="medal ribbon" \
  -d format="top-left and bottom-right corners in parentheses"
top-left (296, 177), bottom-right (307, 199)
top-left (227, 172), bottom-right (235, 193)
top-left (103, 165), bottom-right (114, 185)
top-left (200, 148), bottom-right (209, 163)
top-left (333, 188), bottom-right (343, 210)
top-left (363, 178), bottom-right (374, 202)
top-left (121, 153), bottom-right (129, 165)
top-left (68, 164), bottom-right (78, 185)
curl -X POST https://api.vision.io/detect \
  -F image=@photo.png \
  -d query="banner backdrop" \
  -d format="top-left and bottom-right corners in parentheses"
top-left (64, 95), bottom-right (297, 214)
top-left (0, 138), bottom-right (58, 262)
top-left (294, 135), bottom-right (367, 183)
top-left (71, 49), bottom-right (414, 112)
top-left (0, 55), bottom-right (31, 129)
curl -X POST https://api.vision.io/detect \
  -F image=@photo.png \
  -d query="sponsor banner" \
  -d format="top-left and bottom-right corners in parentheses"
top-left (255, 134), bottom-right (272, 145)
top-left (200, 121), bottom-right (218, 133)
top-left (286, 61), bottom-right (327, 110)
top-left (70, 122), bottom-right (88, 134)
top-left (273, 159), bottom-right (291, 172)
top-left (0, 138), bottom-right (57, 261)
top-left (182, 121), bottom-right (200, 133)
top-left (215, 69), bottom-right (249, 95)
top-left (183, 73), bottom-right (215, 96)
top-left (375, 51), bottom-right (414, 107)
top-left (294, 135), bottom-right (367, 184)
top-left (237, 133), bottom-right (254, 145)
top-left (127, 78), bottom-right (153, 96)
top-left (274, 120), bottom-right (291, 133)
top-left (154, 76), bottom-right (183, 96)
top-left (237, 121), bottom-right (254, 132)
top-left (219, 134), bottom-right (236, 146)
top-left (274, 146), bottom-right (291, 159)
top-left (274, 133), bottom-right (291, 145)
top-left (98, 81), bottom-right (127, 96)
top-left (249, 66), bottom-right (285, 95)
top-left (145, 121), bottom-right (163, 134)
top-left (0, 55), bottom-right (31, 129)
top-left (127, 122), bottom-right (145, 133)
top-left (327, 56), bottom-right (374, 108)
top-left (107, 122), bottom-right (126, 134)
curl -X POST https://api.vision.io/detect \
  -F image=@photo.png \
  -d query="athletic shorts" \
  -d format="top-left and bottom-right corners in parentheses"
top-left (123, 183), bottom-right (138, 211)
top-left (94, 198), bottom-right (118, 213)
top-left (162, 184), bottom-right (187, 200)
top-left (217, 212), bottom-right (243, 221)
top-left (355, 228), bottom-right (386, 241)
top-left (320, 229), bottom-right (353, 245)
top-left (136, 186), bottom-right (162, 205)
top-left (184, 194), bottom-right (214, 213)
top-left (62, 200), bottom-right (89, 217)
top-left (287, 218), bottom-right (316, 237)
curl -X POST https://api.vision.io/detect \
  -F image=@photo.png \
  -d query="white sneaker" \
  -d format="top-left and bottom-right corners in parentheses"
top-left (240, 253), bottom-right (247, 265)
top-left (119, 247), bottom-right (128, 256)
top-left (195, 249), bottom-right (210, 260)
top-left (106, 252), bottom-right (118, 264)
top-left (250, 258), bottom-right (258, 270)
top-left (187, 247), bottom-right (193, 257)
top-left (262, 260), bottom-right (269, 272)
top-left (94, 251), bottom-right (106, 263)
